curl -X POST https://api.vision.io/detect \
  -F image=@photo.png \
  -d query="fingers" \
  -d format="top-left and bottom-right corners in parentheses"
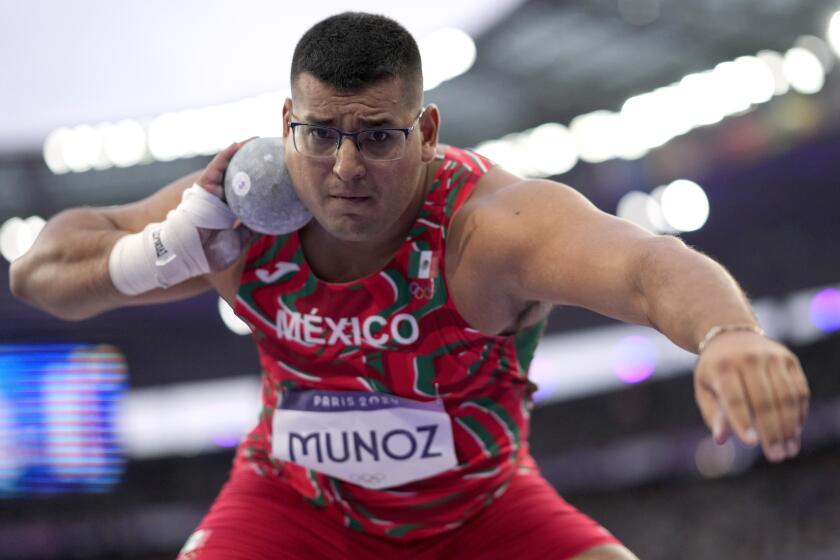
top-left (700, 348), bottom-right (808, 463)
top-left (197, 138), bottom-right (259, 197)
top-left (694, 381), bottom-right (732, 444)
top-left (710, 364), bottom-right (759, 447)
top-left (738, 359), bottom-right (787, 462)
top-left (694, 382), bottom-right (722, 440)
top-left (768, 359), bottom-right (802, 456)
top-left (786, 353), bottom-right (810, 430)
top-left (713, 411), bottom-right (733, 445)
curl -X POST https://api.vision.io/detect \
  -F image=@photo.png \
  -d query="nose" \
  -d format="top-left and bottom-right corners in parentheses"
top-left (332, 136), bottom-right (366, 182)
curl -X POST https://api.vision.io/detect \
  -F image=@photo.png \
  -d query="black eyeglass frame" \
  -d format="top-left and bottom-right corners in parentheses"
top-left (288, 107), bottom-right (426, 161)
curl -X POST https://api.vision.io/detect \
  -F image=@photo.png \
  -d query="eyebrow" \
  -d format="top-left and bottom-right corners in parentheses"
top-left (301, 115), bottom-right (334, 126)
top-left (360, 117), bottom-right (396, 128)
top-left (298, 114), bottom-right (398, 128)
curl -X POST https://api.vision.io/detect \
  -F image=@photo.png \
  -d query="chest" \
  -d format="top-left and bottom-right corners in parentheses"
top-left (238, 238), bottom-right (443, 347)
top-left (240, 252), bottom-right (510, 399)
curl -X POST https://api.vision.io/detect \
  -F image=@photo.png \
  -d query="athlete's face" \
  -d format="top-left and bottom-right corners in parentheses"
top-left (283, 73), bottom-right (438, 242)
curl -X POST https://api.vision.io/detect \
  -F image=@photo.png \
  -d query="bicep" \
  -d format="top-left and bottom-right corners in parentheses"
top-left (484, 180), bottom-right (661, 325)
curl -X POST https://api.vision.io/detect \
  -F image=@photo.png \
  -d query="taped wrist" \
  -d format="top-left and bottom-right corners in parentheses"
top-left (108, 184), bottom-right (238, 295)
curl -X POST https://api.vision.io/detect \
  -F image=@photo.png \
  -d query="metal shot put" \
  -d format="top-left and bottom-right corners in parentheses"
top-left (223, 137), bottom-right (312, 235)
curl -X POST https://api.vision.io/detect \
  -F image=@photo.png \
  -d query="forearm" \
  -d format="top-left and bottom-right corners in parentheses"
top-left (634, 236), bottom-right (758, 353)
top-left (9, 208), bottom-right (124, 319)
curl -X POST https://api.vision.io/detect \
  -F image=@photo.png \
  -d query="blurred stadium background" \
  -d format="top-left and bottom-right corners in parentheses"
top-left (2, 0), bottom-right (840, 558)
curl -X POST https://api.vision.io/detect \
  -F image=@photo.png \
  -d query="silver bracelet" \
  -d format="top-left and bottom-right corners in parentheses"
top-left (697, 324), bottom-right (765, 354)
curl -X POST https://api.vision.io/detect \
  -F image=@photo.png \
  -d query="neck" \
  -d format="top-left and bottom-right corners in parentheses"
top-left (301, 161), bottom-right (435, 283)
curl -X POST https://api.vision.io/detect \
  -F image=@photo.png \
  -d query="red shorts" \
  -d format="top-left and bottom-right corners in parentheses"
top-left (177, 467), bottom-right (620, 560)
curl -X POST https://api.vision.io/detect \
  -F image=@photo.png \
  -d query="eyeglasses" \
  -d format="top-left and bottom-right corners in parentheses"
top-left (288, 108), bottom-right (425, 162)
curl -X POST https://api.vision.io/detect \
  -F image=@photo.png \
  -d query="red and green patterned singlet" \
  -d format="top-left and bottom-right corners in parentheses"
top-left (233, 146), bottom-right (545, 540)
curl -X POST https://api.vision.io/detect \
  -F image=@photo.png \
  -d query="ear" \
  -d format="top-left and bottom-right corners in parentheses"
top-left (419, 104), bottom-right (440, 163)
top-left (282, 98), bottom-right (293, 139)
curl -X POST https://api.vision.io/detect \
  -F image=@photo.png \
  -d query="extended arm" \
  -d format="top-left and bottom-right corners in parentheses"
top-left (469, 178), bottom-right (809, 462)
top-left (10, 172), bottom-right (208, 320)
top-left (10, 142), bottom-right (250, 320)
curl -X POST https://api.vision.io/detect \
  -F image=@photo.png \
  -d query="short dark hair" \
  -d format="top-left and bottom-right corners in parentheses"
top-left (291, 12), bottom-right (423, 105)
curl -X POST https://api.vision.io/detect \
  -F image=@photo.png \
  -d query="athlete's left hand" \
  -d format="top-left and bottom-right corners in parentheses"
top-left (693, 331), bottom-right (809, 463)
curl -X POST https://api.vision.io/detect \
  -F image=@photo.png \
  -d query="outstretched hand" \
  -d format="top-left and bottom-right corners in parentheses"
top-left (694, 331), bottom-right (809, 463)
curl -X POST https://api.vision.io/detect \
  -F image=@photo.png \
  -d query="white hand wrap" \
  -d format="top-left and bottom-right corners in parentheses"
top-left (109, 184), bottom-right (238, 295)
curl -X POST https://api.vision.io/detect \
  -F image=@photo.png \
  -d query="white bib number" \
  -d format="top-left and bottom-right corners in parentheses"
top-left (272, 390), bottom-right (457, 489)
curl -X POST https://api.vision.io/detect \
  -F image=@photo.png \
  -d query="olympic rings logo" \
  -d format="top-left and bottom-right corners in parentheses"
top-left (350, 472), bottom-right (386, 484)
top-left (409, 282), bottom-right (434, 300)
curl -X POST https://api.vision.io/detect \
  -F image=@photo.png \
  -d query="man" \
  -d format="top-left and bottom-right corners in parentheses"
top-left (10, 12), bottom-right (808, 560)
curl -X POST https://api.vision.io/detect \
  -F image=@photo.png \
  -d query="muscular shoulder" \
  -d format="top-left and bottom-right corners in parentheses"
top-left (443, 168), bottom-right (578, 332)
top-left (447, 167), bottom-right (638, 330)
top-left (449, 170), bottom-right (595, 275)
top-left (465, 173), bottom-right (594, 221)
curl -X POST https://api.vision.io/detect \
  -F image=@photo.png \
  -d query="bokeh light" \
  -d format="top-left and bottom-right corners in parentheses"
top-left (648, 185), bottom-right (679, 234)
top-left (617, 191), bottom-right (665, 233)
top-left (809, 288), bottom-right (840, 333)
top-left (783, 47), bottom-right (825, 94)
top-left (795, 35), bottom-right (834, 74)
top-left (524, 122), bottom-right (579, 176)
top-left (102, 120), bottom-right (147, 167)
top-left (570, 111), bottom-right (621, 163)
top-left (61, 125), bottom-right (101, 173)
top-left (420, 28), bottom-right (477, 91)
top-left (148, 112), bottom-right (183, 162)
top-left (611, 335), bottom-right (657, 384)
top-left (830, 10), bottom-right (840, 58)
top-left (211, 435), bottom-right (242, 449)
top-left (757, 50), bottom-right (791, 96)
top-left (695, 436), bottom-right (737, 478)
top-left (218, 297), bottom-right (251, 336)
top-left (659, 179), bottom-right (710, 232)
top-left (528, 356), bottom-right (561, 404)
top-left (0, 216), bottom-right (46, 263)
top-left (42, 127), bottom-right (72, 174)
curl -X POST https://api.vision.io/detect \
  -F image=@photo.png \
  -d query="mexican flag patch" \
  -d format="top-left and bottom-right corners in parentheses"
top-left (409, 250), bottom-right (436, 279)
